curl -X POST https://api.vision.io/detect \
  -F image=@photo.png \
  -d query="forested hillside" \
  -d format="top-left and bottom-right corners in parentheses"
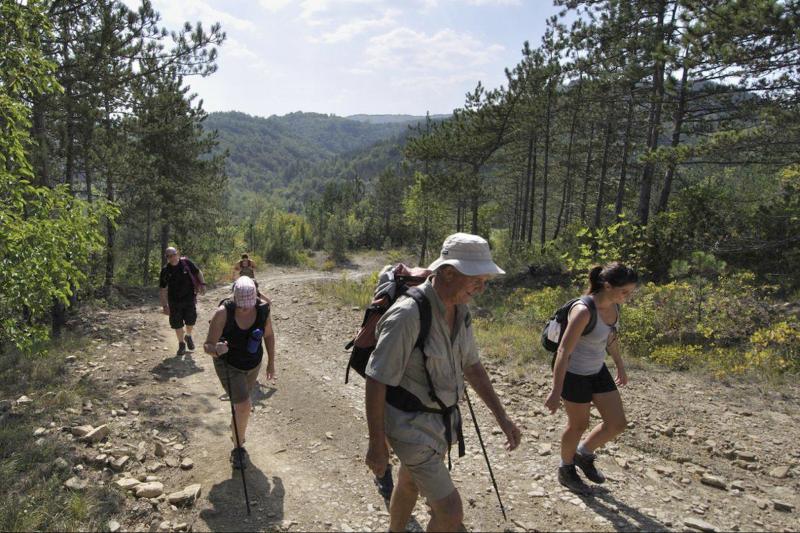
top-left (205, 111), bottom-right (420, 206)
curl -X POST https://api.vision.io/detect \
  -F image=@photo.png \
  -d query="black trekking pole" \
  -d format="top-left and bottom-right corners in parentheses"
top-left (223, 358), bottom-right (251, 516)
top-left (464, 388), bottom-right (507, 521)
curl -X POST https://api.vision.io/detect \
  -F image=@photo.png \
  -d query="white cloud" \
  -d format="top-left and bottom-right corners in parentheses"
top-left (365, 27), bottom-right (505, 73)
top-left (258, 0), bottom-right (293, 12)
top-left (314, 8), bottom-right (400, 43)
top-left (144, 0), bottom-right (256, 32)
top-left (297, 0), bottom-right (378, 21)
top-left (417, 0), bottom-right (520, 10)
top-left (222, 37), bottom-right (259, 61)
top-left (467, 0), bottom-right (520, 5)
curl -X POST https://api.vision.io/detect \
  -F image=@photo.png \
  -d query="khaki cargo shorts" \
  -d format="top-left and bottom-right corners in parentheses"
top-left (388, 437), bottom-right (455, 502)
top-left (213, 359), bottom-right (261, 404)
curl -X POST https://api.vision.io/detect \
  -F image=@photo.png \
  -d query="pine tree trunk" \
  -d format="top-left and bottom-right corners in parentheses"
top-left (104, 176), bottom-right (115, 293)
top-left (102, 102), bottom-right (115, 294)
top-left (637, 0), bottom-right (668, 225)
top-left (554, 99), bottom-right (580, 240)
top-left (657, 59), bottom-right (690, 214)
top-left (511, 171), bottom-right (520, 245)
top-left (142, 204), bottom-right (153, 285)
top-left (581, 122), bottom-right (596, 223)
top-left (469, 165), bottom-right (480, 234)
top-left (52, 298), bottom-right (66, 339)
top-left (527, 134), bottom-right (538, 244)
top-left (84, 142), bottom-right (93, 204)
top-left (594, 116), bottom-right (614, 229)
top-left (540, 85), bottom-right (553, 249)
top-left (160, 223), bottom-right (170, 265)
top-left (615, 88), bottom-right (635, 218)
top-left (419, 217), bottom-right (429, 266)
top-left (521, 131), bottom-right (534, 244)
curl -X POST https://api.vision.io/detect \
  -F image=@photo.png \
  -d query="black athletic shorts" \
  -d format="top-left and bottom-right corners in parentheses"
top-left (561, 363), bottom-right (617, 404)
top-left (168, 300), bottom-right (197, 329)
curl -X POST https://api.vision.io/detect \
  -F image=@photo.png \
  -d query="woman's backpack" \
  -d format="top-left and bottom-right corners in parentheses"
top-left (344, 264), bottom-right (431, 383)
top-left (541, 295), bottom-right (598, 354)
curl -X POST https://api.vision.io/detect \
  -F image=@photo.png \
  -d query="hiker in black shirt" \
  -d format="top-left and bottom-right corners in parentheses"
top-left (159, 247), bottom-right (206, 356)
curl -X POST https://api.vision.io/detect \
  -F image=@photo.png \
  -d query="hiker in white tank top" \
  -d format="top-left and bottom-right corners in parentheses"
top-left (544, 262), bottom-right (638, 495)
top-left (567, 299), bottom-right (619, 376)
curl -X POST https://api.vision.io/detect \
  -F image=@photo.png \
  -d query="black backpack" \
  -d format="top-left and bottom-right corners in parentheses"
top-left (541, 295), bottom-right (598, 361)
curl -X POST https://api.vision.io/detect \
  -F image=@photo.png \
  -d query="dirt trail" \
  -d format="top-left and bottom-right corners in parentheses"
top-left (64, 262), bottom-right (799, 532)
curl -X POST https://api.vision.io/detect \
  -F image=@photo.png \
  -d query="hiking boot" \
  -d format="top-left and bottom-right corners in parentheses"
top-left (230, 447), bottom-right (249, 470)
top-left (374, 464), bottom-right (394, 499)
top-left (176, 342), bottom-right (186, 356)
top-left (184, 335), bottom-right (195, 351)
top-left (558, 464), bottom-right (591, 495)
top-left (574, 451), bottom-right (606, 484)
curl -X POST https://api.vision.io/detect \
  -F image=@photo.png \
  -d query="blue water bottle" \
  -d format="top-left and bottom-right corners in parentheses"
top-left (247, 328), bottom-right (263, 354)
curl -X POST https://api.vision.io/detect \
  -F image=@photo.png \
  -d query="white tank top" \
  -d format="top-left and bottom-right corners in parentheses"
top-left (567, 299), bottom-right (618, 376)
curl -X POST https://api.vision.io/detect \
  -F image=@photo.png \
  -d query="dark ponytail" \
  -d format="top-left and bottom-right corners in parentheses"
top-left (585, 262), bottom-right (639, 294)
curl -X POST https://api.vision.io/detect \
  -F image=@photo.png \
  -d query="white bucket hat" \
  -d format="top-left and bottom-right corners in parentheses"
top-left (427, 233), bottom-right (505, 276)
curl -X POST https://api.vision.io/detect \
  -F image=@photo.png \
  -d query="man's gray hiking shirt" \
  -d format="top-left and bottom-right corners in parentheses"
top-left (366, 279), bottom-right (480, 455)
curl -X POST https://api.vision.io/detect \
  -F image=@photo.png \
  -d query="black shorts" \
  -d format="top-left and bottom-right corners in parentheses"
top-left (561, 364), bottom-right (617, 404)
top-left (169, 300), bottom-right (197, 329)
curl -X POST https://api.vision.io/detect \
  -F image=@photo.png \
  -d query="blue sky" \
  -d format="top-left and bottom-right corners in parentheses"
top-left (136, 0), bottom-right (563, 118)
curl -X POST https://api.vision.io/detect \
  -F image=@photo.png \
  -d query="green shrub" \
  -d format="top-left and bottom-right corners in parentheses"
top-left (650, 344), bottom-right (705, 370)
top-left (561, 217), bottom-right (651, 283)
top-left (744, 321), bottom-right (800, 373)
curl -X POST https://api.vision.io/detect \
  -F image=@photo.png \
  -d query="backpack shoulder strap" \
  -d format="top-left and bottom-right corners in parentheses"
top-left (406, 287), bottom-right (431, 350)
top-left (221, 299), bottom-right (236, 331)
top-left (579, 295), bottom-right (598, 335)
top-left (256, 301), bottom-right (270, 328)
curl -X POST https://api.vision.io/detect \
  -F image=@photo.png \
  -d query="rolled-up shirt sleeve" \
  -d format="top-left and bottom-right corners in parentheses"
top-left (365, 300), bottom-right (419, 387)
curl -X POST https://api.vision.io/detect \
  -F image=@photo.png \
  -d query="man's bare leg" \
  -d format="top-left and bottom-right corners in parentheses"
top-left (389, 465), bottom-right (418, 532)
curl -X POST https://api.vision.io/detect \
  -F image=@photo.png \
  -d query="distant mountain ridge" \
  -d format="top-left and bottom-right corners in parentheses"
top-left (204, 111), bottom-right (419, 205)
top-left (346, 113), bottom-right (450, 124)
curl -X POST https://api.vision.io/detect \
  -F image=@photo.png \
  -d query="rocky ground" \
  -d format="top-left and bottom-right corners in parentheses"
top-left (5, 260), bottom-right (799, 532)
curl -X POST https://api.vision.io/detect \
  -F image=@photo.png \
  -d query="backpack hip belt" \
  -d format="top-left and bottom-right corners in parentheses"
top-left (385, 385), bottom-right (466, 470)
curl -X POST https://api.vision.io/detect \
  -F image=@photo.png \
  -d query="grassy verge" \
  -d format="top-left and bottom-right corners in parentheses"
top-left (0, 333), bottom-right (123, 531)
top-left (315, 271), bottom-right (380, 309)
top-left (320, 271), bottom-right (799, 384)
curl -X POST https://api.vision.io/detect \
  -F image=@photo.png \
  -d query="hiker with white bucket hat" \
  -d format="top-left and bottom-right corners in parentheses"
top-left (364, 232), bottom-right (521, 531)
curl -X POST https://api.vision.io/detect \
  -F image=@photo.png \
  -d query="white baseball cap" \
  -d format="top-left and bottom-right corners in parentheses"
top-left (427, 233), bottom-right (505, 276)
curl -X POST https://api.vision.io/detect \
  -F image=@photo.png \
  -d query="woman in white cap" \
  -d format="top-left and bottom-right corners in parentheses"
top-left (204, 276), bottom-right (275, 469)
top-left (364, 233), bottom-right (521, 531)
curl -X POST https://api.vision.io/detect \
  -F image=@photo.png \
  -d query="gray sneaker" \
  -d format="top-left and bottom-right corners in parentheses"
top-left (558, 464), bottom-right (591, 495)
top-left (176, 342), bottom-right (186, 356)
top-left (574, 452), bottom-right (606, 484)
top-left (184, 335), bottom-right (195, 351)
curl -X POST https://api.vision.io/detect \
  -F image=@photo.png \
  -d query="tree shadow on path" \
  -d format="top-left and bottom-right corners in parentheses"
top-left (200, 462), bottom-right (285, 532)
top-left (581, 487), bottom-right (667, 532)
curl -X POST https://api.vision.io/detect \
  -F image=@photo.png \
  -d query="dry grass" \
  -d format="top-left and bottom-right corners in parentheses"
top-left (0, 333), bottom-right (122, 531)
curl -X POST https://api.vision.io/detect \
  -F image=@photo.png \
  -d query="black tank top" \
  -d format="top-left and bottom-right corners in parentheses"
top-left (220, 301), bottom-right (269, 370)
